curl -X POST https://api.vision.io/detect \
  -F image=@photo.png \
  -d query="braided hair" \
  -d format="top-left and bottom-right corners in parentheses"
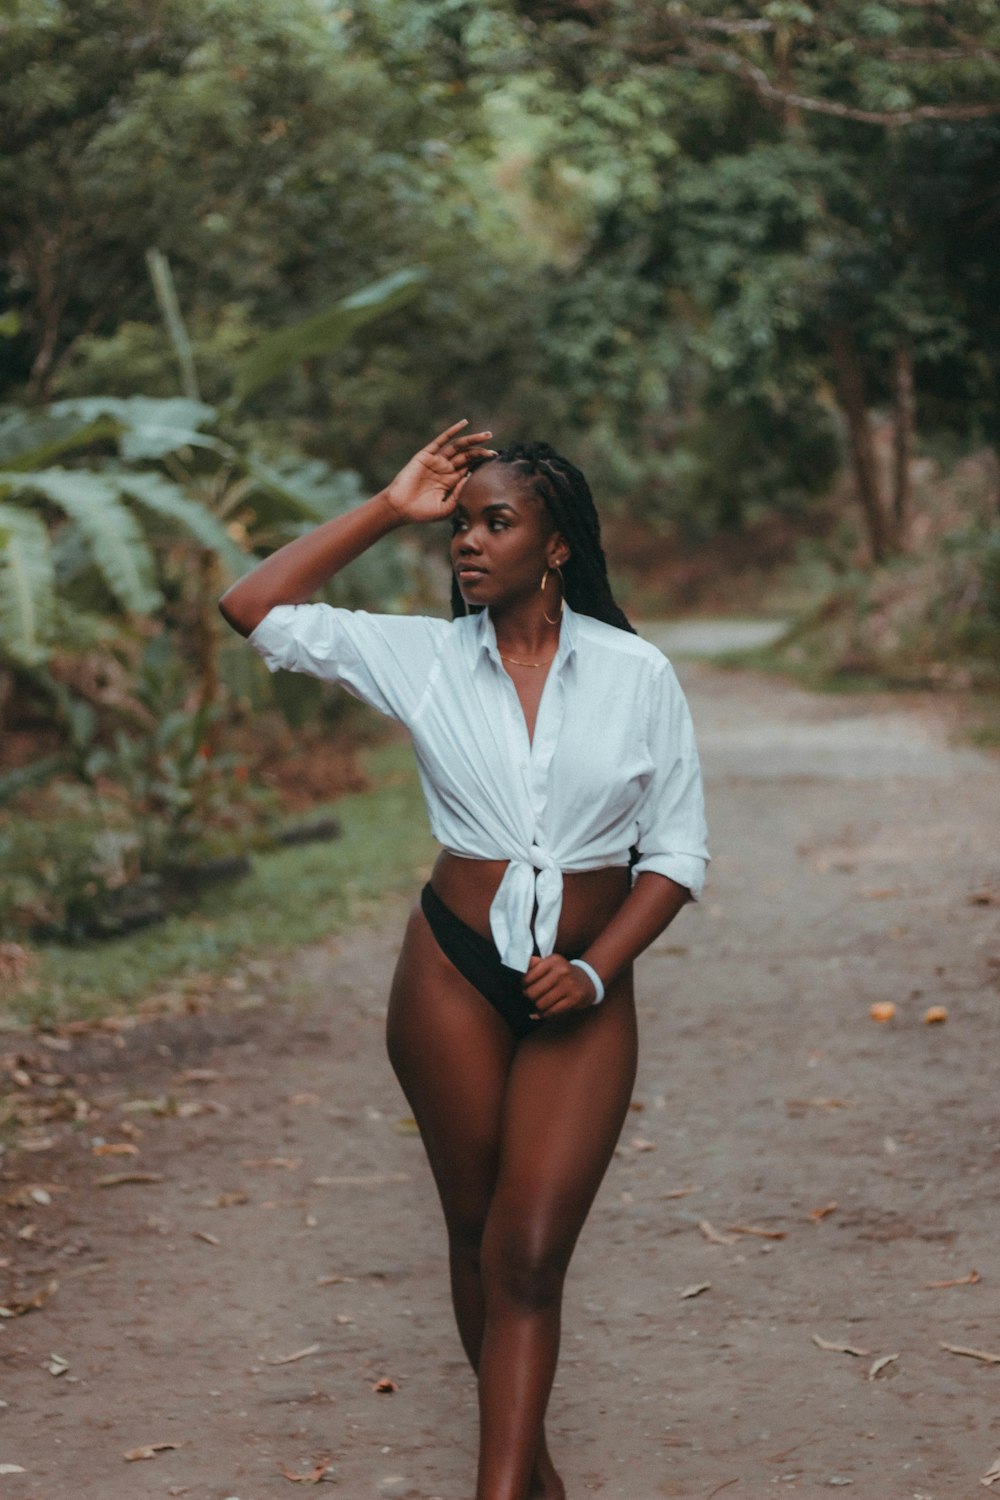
top-left (449, 441), bottom-right (635, 634)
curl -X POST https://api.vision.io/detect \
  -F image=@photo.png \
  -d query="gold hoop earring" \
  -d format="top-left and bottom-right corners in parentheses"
top-left (540, 564), bottom-right (564, 626)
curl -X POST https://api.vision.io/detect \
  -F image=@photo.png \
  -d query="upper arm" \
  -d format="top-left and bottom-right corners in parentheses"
top-left (247, 604), bottom-right (445, 723)
top-left (632, 661), bottom-right (709, 897)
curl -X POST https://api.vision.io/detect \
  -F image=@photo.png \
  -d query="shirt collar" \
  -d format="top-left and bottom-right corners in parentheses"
top-left (473, 602), bottom-right (578, 673)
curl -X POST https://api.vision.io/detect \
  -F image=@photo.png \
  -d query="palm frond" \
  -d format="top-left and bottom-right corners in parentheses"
top-left (0, 469), bottom-right (162, 613)
top-left (0, 503), bottom-right (55, 664)
top-left (119, 471), bottom-right (251, 579)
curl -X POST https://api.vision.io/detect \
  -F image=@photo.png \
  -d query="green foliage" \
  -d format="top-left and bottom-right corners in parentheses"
top-left (4, 744), bottom-right (433, 1025)
top-left (232, 269), bottom-right (426, 402)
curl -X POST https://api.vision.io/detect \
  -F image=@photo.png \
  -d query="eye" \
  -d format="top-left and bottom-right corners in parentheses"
top-left (488, 518), bottom-right (509, 532)
top-left (450, 516), bottom-right (468, 534)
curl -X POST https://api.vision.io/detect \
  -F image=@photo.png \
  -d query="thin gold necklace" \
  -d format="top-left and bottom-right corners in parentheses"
top-left (499, 650), bottom-right (557, 669)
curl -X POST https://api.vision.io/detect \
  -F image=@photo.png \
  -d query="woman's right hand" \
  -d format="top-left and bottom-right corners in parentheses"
top-left (383, 420), bottom-right (496, 525)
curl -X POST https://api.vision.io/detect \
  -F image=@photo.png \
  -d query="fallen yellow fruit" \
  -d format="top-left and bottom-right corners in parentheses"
top-left (923, 1006), bottom-right (948, 1025)
top-left (869, 1001), bottom-right (897, 1023)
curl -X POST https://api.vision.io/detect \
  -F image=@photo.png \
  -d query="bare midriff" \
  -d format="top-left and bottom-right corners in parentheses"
top-left (430, 851), bottom-right (630, 958)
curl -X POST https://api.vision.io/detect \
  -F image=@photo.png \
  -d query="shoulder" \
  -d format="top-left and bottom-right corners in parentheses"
top-left (573, 614), bottom-right (673, 676)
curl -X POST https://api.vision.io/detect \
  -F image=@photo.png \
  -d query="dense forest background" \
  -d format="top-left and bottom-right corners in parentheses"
top-left (2, 0), bottom-right (999, 953)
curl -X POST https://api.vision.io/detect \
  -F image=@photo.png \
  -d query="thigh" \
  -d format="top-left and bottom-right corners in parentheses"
top-left (488, 976), bottom-right (639, 1265)
top-left (386, 903), bottom-right (516, 1237)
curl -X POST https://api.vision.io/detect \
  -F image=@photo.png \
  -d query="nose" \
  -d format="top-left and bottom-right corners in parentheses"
top-left (455, 527), bottom-right (484, 556)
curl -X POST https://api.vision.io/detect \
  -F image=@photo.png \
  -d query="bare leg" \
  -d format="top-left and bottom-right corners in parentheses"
top-left (386, 908), bottom-right (564, 1497)
top-left (387, 907), bottom-right (635, 1499)
top-left (475, 982), bottom-right (638, 1500)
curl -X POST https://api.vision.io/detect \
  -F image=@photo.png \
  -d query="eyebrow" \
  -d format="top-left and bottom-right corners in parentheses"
top-left (455, 500), bottom-right (519, 517)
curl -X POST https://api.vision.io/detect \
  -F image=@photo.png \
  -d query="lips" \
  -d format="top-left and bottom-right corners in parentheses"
top-left (456, 566), bottom-right (487, 581)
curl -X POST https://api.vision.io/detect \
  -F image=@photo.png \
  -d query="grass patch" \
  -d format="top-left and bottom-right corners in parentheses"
top-left (9, 741), bottom-right (434, 1029)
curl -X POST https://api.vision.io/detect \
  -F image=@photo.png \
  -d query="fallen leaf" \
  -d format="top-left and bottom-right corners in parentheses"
top-left (869, 1002), bottom-right (896, 1023)
top-left (124, 1442), bottom-right (178, 1462)
top-left (809, 1202), bottom-right (837, 1221)
top-left (211, 1191), bottom-right (249, 1208)
top-left (679, 1282), bottom-right (711, 1299)
top-left (941, 1342), bottom-right (1000, 1365)
top-left (280, 1457), bottom-right (332, 1483)
top-left (811, 1334), bottom-right (870, 1357)
top-left (982, 1455), bottom-right (1000, 1487)
top-left (268, 1343), bottom-right (321, 1366)
top-left (288, 1092), bottom-right (320, 1106)
top-left (96, 1172), bottom-right (164, 1188)
top-left (0, 1465), bottom-right (26, 1474)
top-left (335, 1314), bottom-right (353, 1324)
top-left (860, 886), bottom-right (900, 900)
top-left (867, 1353), bottom-right (899, 1380)
top-left (925, 1270), bottom-right (980, 1289)
top-left (176, 1099), bottom-right (228, 1118)
top-left (923, 1006), bottom-right (948, 1025)
top-left (18, 1134), bottom-right (56, 1152)
top-left (662, 1185), bottom-right (704, 1200)
top-left (0, 1278), bottom-right (58, 1317)
top-left (46, 1353), bottom-right (70, 1377)
top-left (372, 1377), bottom-right (398, 1393)
top-left (242, 1156), bottom-right (302, 1170)
top-left (698, 1219), bottom-right (736, 1246)
top-left (394, 1116), bottom-right (420, 1135)
top-left (310, 1172), bottom-right (410, 1186)
top-left (968, 889), bottom-right (999, 906)
top-left (630, 1136), bottom-right (656, 1152)
top-left (4, 1184), bottom-right (58, 1208)
top-left (316, 1274), bottom-right (356, 1286)
top-left (786, 1097), bottom-right (856, 1112)
top-left (193, 1230), bottom-right (221, 1247)
top-left (174, 1068), bottom-right (219, 1085)
top-left (727, 1224), bottom-right (787, 1240)
top-left (92, 1141), bottom-right (139, 1157)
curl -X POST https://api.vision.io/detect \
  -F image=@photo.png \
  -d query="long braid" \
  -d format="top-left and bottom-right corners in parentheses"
top-left (449, 442), bottom-right (635, 634)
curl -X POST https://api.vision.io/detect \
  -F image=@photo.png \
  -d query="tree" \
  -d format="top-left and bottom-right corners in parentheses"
top-left (429, 0), bottom-right (1000, 554)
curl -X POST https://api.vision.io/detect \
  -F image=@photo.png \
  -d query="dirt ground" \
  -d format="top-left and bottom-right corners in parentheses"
top-left (2, 663), bottom-right (999, 1500)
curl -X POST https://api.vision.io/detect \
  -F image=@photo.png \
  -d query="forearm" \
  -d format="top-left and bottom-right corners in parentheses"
top-left (218, 489), bottom-right (403, 636)
top-left (582, 871), bottom-right (691, 991)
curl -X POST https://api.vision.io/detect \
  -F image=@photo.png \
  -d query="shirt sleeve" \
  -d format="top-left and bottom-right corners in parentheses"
top-left (247, 603), bottom-right (445, 724)
top-left (632, 659), bottom-right (710, 898)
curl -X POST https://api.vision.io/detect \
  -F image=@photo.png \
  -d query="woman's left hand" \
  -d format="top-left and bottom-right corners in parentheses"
top-left (522, 955), bottom-right (598, 1019)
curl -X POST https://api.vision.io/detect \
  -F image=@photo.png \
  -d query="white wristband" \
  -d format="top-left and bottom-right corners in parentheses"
top-left (570, 958), bottom-right (605, 1006)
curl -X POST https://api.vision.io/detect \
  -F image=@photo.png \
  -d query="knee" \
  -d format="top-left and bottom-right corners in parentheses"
top-left (481, 1228), bottom-right (569, 1313)
top-left (447, 1208), bottom-right (488, 1271)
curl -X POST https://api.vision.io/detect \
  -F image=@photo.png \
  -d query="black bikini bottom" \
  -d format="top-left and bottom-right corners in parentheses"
top-left (420, 882), bottom-right (544, 1040)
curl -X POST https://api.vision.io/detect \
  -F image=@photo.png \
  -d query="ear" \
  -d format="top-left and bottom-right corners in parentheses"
top-left (547, 533), bottom-right (570, 568)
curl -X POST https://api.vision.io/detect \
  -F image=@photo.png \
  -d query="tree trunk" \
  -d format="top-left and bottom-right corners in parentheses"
top-left (829, 321), bottom-right (892, 564)
top-left (892, 340), bottom-right (915, 550)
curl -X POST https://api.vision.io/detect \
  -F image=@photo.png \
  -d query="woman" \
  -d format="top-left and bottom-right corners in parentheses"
top-left (219, 421), bottom-right (708, 1500)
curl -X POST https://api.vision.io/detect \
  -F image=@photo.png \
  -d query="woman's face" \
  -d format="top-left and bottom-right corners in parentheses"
top-left (450, 463), bottom-right (565, 614)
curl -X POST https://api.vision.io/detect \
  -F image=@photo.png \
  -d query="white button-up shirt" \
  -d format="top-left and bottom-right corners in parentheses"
top-left (249, 602), bottom-right (709, 972)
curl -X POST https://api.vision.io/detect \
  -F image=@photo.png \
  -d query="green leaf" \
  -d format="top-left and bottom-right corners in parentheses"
top-left (50, 396), bottom-right (222, 461)
top-left (119, 470), bottom-right (251, 578)
top-left (244, 456), bottom-right (365, 521)
top-left (0, 503), bottom-right (55, 665)
top-left (232, 268), bottom-right (425, 403)
top-left (0, 469), bottom-right (162, 613)
top-left (0, 407), bottom-right (120, 471)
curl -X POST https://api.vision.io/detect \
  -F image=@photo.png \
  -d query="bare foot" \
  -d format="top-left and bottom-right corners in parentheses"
top-left (527, 1433), bottom-right (566, 1500)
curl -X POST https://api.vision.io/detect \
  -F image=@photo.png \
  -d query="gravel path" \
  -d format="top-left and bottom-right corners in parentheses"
top-left (3, 663), bottom-right (999, 1499)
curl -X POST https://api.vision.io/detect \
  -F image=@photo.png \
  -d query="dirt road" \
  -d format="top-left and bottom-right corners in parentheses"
top-left (3, 664), bottom-right (999, 1499)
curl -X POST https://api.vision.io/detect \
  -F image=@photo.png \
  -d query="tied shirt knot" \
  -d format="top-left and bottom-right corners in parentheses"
top-left (489, 843), bottom-right (563, 973)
